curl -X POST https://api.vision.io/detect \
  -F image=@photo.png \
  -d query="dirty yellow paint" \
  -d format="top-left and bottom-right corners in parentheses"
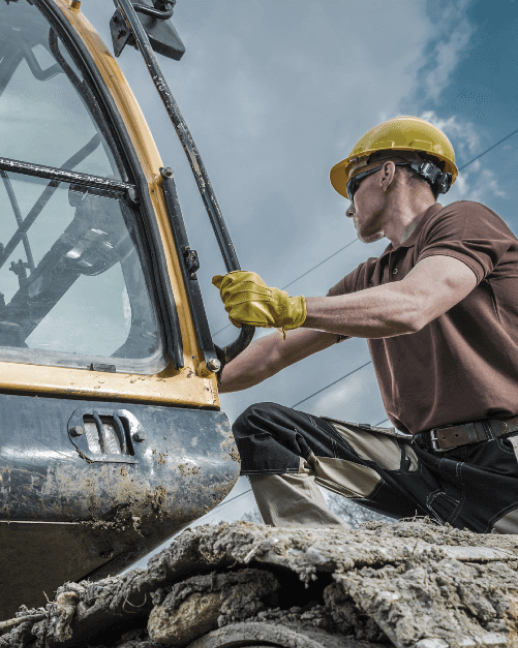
top-left (0, 360), bottom-right (217, 406)
top-left (0, 0), bottom-right (221, 408)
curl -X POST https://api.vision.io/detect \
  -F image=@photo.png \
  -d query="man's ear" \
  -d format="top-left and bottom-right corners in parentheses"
top-left (379, 160), bottom-right (396, 192)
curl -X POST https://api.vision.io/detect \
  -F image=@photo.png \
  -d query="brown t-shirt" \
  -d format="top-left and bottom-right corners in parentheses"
top-left (328, 201), bottom-right (518, 435)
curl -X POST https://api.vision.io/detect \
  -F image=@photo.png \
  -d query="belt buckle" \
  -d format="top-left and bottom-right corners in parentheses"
top-left (429, 429), bottom-right (441, 452)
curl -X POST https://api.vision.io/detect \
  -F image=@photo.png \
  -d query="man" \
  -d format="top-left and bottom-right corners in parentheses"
top-left (212, 116), bottom-right (518, 534)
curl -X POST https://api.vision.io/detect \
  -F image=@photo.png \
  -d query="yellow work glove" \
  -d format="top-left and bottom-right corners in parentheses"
top-left (212, 271), bottom-right (306, 334)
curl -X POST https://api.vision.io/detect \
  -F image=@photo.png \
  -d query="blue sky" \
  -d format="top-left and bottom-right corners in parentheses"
top-left (426, 0), bottom-right (517, 130)
top-left (411, 0), bottom-right (518, 223)
top-left (83, 0), bottom-right (518, 534)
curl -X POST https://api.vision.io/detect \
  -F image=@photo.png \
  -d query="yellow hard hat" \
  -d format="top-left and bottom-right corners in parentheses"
top-left (330, 116), bottom-right (458, 199)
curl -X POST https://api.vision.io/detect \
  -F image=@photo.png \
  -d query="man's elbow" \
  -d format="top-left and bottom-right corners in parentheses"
top-left (374, 315), bottom-right (420, 338)
top-left (393, 306), bottom-right (428, 335)
top-left (399, 307), bottom-right (435, 334)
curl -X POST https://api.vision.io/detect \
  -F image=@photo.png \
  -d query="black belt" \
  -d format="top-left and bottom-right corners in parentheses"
top-left (414, 417), bottom-right (518, 452)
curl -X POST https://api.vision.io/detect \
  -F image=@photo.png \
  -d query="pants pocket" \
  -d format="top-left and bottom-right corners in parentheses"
top-left (427, 490), bottom-right (461, 524)
top-left (311, 455), bottom-right (382, 499)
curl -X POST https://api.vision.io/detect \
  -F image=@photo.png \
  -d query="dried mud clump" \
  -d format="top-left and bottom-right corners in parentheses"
top-left (148, 568), bottom-right (278, 645)
top-left (2, 519), bottom-right (518, 648)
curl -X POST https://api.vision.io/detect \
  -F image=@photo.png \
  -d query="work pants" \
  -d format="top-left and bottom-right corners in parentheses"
top-left (233, 402), bottom-right (518, 533)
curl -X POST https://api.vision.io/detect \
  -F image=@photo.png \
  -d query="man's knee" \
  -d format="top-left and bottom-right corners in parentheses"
top-left (233, 402), bottom-right (304, 474)
top-left (233, 401), bottom-right (285, 438)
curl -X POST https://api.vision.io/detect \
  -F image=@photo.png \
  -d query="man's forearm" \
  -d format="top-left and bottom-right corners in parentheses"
top-left (218, 328), bottom-right (339, 393)
top-left (218, 333), bottom-right (279, 393)
top-left (303, 283), bottom-right (420, 338)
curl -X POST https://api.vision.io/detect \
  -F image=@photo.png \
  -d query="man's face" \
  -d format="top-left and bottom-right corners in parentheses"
top-left (346, 171), bottom-right (387, 243)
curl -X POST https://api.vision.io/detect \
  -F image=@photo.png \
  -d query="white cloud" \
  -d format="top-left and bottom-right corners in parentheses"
top-left (85, 2), bottom-right (478, 280)
top-left (445, 167), bottom-right (506, 205)
top-left (419, 110), bottom-right (480, 157)
top-left (421, 18), bottom-right (475, 103)
top-left (418, 110), bottom-right (506, 205)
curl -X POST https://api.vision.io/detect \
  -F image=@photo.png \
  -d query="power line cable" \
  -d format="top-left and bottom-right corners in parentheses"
top-left (282, 238), bottom-right (358, 291)
top-left (457, 128), bottom-right (518, 172)
top-left (215, 487), bottom-right (253, 509)
top-left (291, 360), bottom-right (372, 408)
top-left (286, 126), bottom-right (518, 410)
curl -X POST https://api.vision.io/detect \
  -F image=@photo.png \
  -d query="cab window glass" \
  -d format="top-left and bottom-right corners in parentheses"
top-left (0, 0), bottom-right (121, 179)
top-left (0, 173), bottom-right (163, 374)
top-left (0, 0), bottom-right (167, 374)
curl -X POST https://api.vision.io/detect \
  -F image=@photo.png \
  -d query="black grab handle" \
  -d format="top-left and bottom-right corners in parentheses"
top-left (219, 324), bottom-right (255, 366)
top-left (116, 0), bottom-right (255, 370)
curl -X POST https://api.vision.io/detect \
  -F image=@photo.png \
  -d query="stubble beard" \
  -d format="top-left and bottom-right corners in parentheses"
top-left (355, 214), bottom-right (385, 244)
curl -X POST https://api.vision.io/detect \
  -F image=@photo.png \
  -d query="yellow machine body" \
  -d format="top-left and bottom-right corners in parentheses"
top-left (0, 0), bottom-right (218, 408)
top-left (0, 0), bottom-right (240, 618)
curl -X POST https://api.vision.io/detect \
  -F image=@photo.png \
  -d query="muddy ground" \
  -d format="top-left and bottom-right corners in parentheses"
top-left (2, 519), bottom-right (518, 648)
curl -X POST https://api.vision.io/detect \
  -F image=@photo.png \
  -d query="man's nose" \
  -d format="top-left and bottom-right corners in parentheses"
top-left (346, 203), bottom-right (355, 218)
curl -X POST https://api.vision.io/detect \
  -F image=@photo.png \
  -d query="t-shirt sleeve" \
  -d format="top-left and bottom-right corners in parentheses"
top-left (326, 263), bottom-right (365, 297)
top-left (417, 201), bottom-right (513, 283)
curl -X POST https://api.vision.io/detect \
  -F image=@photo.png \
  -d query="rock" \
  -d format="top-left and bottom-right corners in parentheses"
top-left (149, 591), bottom-right (221, 645)
top-left (148, 569), bottom-right (279, 645)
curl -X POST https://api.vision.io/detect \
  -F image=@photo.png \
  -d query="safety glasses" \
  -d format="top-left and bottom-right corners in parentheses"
top-left (347, 162), bottom-right (409, 201)
top-left (346, 166), bottom-right (382, 201)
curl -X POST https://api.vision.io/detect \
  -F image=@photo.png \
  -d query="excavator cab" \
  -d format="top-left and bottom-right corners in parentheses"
top-left (0, 0), bottom-right (251, 618)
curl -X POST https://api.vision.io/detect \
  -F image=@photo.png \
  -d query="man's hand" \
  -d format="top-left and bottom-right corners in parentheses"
top-left (212, 271), bottom-right (307, 331)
